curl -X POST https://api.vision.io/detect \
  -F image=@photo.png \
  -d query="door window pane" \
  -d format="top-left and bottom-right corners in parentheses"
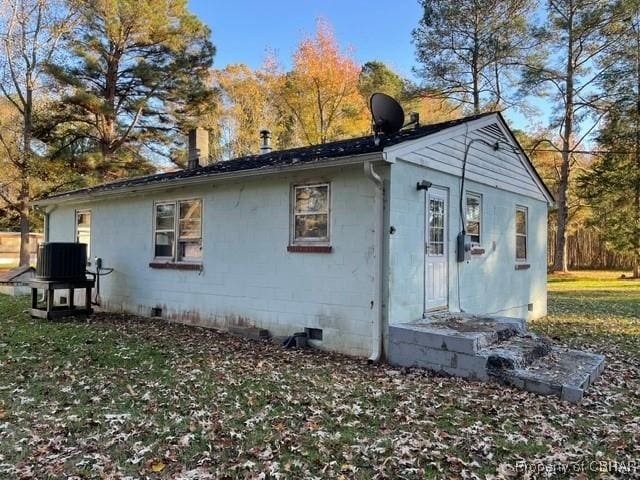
top-left (429, 198), bottom-right (445, 256)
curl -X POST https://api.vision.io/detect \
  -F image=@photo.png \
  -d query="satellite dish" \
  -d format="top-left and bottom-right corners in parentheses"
top-left (370, 93), bottom-right (405, 137)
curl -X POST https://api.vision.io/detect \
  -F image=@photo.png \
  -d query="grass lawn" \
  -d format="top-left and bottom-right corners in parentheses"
top-left (0, 272), bottom-right (638, 479)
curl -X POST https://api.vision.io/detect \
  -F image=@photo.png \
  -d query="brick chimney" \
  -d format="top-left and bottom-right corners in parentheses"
top-left (187, 127), bottom-right (209, 169)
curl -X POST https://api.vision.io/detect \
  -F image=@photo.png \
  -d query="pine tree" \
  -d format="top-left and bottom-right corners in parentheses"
top-left (579, 2), bottom-right (640, 278)
top-left (522, 0), bottom-right (627, 273)
top-left (413, 0), bottom-right (535, 113)
top-left (45, 0), bottom-right (215, 172)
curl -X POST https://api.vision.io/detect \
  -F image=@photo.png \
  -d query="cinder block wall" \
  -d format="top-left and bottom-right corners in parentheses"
top-left (388, 159), bottom-right (548, 324)
top-left (48, 164), bottom-right (381, 357)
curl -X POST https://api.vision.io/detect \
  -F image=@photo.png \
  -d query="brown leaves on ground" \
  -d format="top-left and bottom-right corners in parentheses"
top-left (0, 285), bottom-right (638, 479)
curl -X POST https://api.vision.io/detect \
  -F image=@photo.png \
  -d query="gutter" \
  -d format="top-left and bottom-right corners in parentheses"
top-left (32, 152), bottom-right (386, 207)
top-left (364, 159), bottom-right (384, 363)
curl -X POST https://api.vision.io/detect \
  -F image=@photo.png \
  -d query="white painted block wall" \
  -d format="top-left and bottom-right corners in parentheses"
top-left (387, 159), bottom-right (548, 325)
top-left (48, 165), bottom-right (380, 357)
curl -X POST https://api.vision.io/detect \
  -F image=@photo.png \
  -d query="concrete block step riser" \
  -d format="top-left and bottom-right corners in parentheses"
top-left (389, 325), bottom-right (486, 355)
top-left (388, 321), bottom-right (606, 404)
top-left (388, 340), bottom-right (489, 379)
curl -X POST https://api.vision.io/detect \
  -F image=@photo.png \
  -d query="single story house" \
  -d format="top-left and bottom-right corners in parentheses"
top-left (33, 112), bottom-right (553, 360)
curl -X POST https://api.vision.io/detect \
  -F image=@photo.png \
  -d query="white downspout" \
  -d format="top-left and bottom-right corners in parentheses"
top-left (43, 205), bottom-right (57, 242)
top-left (364, 160), bottom-right (384, 363)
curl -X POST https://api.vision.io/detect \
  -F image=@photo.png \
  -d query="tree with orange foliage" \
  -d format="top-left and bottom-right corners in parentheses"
top-left (271, 19), bottom-right (369, 145)
top-left (212, 64), bottom-right (275, 159)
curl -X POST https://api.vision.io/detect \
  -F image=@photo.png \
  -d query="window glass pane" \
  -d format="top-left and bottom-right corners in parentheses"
top-left (156, 204), bottom-right (175, 230)
top-left (466, 195), bottom-right (480, 222)
top-left (155, 232), bottom-right (174, 257)
top-left (76, 211), bottom-right (91, 257)
top-left (77, 212), bottom-right (91, 227)
top-left (77, 232), bottom-right (90, 246)
top-left (179, 200), bottom-right (201, 238)
top-left (468, 220), bottom-right (480, 244)
top-left (295, 186), bottom-right (328, 213)
top-left (516, 209), bottom-right (527, 235)
top-left (179, 240), bottom-right (202, 259)
top-left (516, 236), bottom-right (527, 260)
top-left (295, 214), bottom-right (328, 240)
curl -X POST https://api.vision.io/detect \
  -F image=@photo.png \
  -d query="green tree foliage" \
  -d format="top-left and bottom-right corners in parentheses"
top-left (359, 61), bottom-right (416, 104)
top-left (413, 0), bottom-right (534, 113)
top-left (520, 0), bottom-right (626, 272)
top-left (44, 0), bottom-right (215, 176)
top-left (0, 0), bottom-right (76, 264)
top-left (359, 61), bottom-right (460, 125)
top-left (579, 3), bottom-right (640, 278)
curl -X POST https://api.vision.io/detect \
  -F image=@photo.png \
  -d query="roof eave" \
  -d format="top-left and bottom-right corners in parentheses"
top-left (494, 112), bottom-right (556, 206)
top-left (32, 152), bottom-right (387, 207)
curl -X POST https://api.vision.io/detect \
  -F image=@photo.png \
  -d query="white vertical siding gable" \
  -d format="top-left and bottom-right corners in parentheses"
top-left (384, 114), bottom-right (552, 204)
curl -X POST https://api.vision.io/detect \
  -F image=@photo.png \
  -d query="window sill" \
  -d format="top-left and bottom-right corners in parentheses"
top-left (149, 261), bottom-right (203, 271)
top-left (287, 245), bottom-right (332, 254)
top-left (515, 263), bottom-right (530, 270)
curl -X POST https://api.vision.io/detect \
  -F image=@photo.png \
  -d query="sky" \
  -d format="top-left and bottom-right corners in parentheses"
top-left (188, 0), bottom-right (547, 133)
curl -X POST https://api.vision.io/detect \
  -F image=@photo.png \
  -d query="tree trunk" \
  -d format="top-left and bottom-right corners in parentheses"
top-left (553, 9), bottom-right (574, 273)
top-left (634, 21), bottom-right (640, 279)
top-left (18, 179), bottom-right (30, 267)
top-left (100, 48), bottom-right (120, 164)
top-left (19, 82), bottom-right (33, 267)
top-left (472, 16), bottom-right (480, 114)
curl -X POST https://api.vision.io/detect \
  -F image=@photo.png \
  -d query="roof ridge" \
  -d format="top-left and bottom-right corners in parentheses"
top-left (34, 111), bottom-right (500, 203)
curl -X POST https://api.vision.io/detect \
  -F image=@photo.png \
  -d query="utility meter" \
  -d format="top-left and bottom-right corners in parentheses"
top-left (457, 232), bottom-right (472, 262)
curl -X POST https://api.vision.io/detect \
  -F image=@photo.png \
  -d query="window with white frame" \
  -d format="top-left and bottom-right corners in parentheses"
top-left (291, 183), bottom-right (330, 244)
top-left (465, 192), bottom-right (481, 245)
top-left (515, 206), bottom-right (528, 261)
top-left (154, 199), bottom-right (202, 261)
top-left (75, 209), bottom-right (91, 257)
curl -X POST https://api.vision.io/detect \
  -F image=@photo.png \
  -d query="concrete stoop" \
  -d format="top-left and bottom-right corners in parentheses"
top-left (388, 315), bottom-right (605, 403)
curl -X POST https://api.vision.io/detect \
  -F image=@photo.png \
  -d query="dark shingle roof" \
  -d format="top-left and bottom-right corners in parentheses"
top-left (37, 112), bottom-right (497, 203)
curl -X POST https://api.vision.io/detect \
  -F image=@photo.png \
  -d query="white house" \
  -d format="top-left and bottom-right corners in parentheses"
top-left (33, 112), bottom-right (554, 361)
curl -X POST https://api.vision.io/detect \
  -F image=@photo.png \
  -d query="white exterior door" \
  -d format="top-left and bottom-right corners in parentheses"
top-left (425, 187), bottom-right (449, 311)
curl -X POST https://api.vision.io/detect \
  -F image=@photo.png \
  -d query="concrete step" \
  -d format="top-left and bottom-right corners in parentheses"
top-left (388, 315), bottom-right (606, 403)
top-left (481, 334), bottom-right (552, 370)
top-left (488, 347), bottom-right (606, 403)
top-left (389, 315), bottom-right (525, 357)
